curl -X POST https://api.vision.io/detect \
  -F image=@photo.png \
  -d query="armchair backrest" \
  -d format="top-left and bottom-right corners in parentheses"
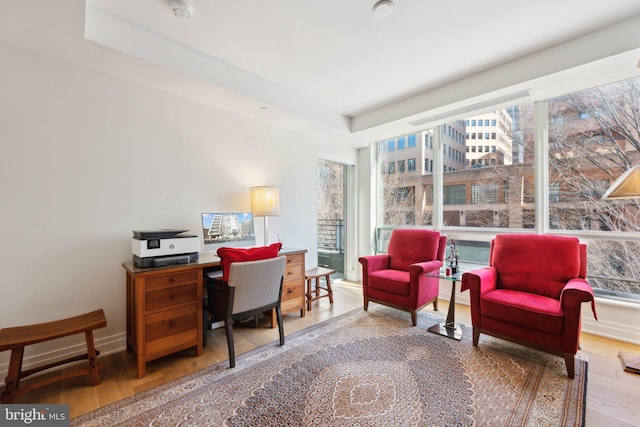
top-left (387, 229), bottom-right (445, 271)
top-left (490, 234), bottom-right (585, 299)
top-left (227, 256), bottom-right (286, 314)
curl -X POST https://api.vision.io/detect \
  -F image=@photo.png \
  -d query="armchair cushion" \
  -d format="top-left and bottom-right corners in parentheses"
top-left (368, 270), bottom-right (411, 296)
top-left (388, 229), bottom-right (440, 271)
top-left (491, 234), bottom-right (581, 299)
top-left (217, 243), bottom-right (282, 282)
top-left (481, 289), bottom-right (563, 335)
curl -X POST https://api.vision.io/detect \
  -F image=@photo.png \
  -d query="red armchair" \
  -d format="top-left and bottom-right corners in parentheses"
top-left (359, 229), bottom-right (446, 326)
top-left (461, 234), bottom-right (598, 378)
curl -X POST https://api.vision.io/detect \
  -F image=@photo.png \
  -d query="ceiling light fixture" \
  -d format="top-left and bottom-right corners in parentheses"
top-left (168, 0), bottom-right (193, 20)
top-left (373, 0), bottom-right (395, 18)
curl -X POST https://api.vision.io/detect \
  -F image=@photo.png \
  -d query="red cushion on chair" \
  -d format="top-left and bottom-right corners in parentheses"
top-left (387, 229), bottom-right (440, 271)
top-left (481, 289), bottom-right (564, 335)
top-left (368, 270), bottom-right (411, 296)
top-left (492, 234), bottom-right (581, 299)
top-left (217, 243), bottom-right (282, 282)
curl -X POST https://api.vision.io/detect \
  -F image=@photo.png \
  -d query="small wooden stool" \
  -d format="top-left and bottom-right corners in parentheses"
top-left (305, 267), bottom-right (336, 311)
top-left (0, 309), bottom-right (107, 403)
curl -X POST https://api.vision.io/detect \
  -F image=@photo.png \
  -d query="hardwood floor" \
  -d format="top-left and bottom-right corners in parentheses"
top-left (15, 281), bottom-right (640, 425)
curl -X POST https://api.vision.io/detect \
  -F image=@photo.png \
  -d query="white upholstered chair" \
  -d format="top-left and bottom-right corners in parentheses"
top-left (203, 256), bottom-right (286, 368)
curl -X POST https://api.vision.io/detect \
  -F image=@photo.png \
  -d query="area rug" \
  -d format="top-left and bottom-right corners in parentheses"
top-left (72, 306), bottom-right (587, 426)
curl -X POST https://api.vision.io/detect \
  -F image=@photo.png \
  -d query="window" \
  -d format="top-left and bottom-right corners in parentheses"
top-left (408, 158), bottom-right (416, 171)
top-left (444, 185), bottom-right (466, 205)
top-left (485, 146), bottom-right (489, 152)
top-left (408, 134), bottom-right (416, 147)
top-left (388, 140), bottom-right (395, 151)
top-left (485, 133), bottom-right (490, 140)
top-left (375, 79), bottom-right (640, 301)
top-left (472, 183), bottom-right (499, 204)
top-left (398, 136), bottom-right (406, 150)
top-left (478, 133), bottom-right (483, 139)
top-left (398, 160), bottom-right (405, 173)
top-left (546, 77), bottom-right (640, 298)
top-left (485, 120), bottom-right (490, 126)
top-left (388, 162), bottom-right (395, 174)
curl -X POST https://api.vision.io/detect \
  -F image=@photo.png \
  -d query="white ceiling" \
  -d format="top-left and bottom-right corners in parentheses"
top-left (4, 1), bottom-right (640, 147)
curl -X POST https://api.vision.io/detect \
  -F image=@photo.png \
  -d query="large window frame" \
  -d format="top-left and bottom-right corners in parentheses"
top-left (373, 83), bottom-right (640, 303)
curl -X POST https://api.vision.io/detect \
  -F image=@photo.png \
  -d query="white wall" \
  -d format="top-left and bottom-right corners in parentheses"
top-left (0, 43), bottom-right (356, 375)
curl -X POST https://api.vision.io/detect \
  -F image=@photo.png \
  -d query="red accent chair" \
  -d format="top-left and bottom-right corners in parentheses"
top-left (358, 229), bottom-right (446, 326)
top-left (461, 234), bottom-right (598, 378)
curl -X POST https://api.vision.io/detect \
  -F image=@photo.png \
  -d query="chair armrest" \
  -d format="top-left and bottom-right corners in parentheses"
top-left (358, 254), bottom-right (390, 273)
top-left (461, 267), bottom-right (497, 293)
top-left (409, 260), bottom-right (443, 276)
top-left (561, 278), bottom-right (598, 320)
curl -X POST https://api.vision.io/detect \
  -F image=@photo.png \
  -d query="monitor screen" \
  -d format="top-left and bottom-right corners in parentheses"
top-left (201, 212), bottom-right (256, 252)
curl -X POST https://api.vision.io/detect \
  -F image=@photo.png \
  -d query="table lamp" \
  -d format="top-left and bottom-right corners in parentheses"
top-left (251, 186), bottom-right (280, 245)
top-left (602, 165), bottom-right (640, 374)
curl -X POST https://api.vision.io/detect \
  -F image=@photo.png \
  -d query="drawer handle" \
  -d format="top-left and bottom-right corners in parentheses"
top-left (170, 294), bottom-right (177, 300)
top-left (287, 288), bottom-right (294, 294)
top-left (170, 277), bottom-right (176, 283)
top-left (287, 271), bottom-right (293, 276)
top-left (169, 319), bottom-right (177, 327)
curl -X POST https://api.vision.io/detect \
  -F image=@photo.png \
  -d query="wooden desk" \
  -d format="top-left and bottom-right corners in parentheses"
top-left (123, 248), bottom-right (306, 378)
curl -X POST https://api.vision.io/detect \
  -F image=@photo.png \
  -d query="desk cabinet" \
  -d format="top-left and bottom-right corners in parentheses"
top-left (272, 250), bottom-right (306, 327)
top-left (124, 265), bottom-right (205, 378)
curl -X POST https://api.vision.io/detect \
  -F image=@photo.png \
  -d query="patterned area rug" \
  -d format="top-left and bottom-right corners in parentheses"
top-left (72, 306), bottom-right (587, 426)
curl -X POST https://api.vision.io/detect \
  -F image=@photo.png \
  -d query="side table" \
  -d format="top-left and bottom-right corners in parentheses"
top-left (426, 270), bottom-right (463, 340)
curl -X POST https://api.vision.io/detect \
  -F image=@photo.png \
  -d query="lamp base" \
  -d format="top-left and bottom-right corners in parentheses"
top-left (618, 351), bottom-right (640, 374)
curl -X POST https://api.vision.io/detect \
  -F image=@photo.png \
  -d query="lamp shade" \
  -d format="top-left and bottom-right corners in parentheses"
top-left (602, 166), bottom-right (640, 200)
top-left (251, 186), bottom-right (280, 216)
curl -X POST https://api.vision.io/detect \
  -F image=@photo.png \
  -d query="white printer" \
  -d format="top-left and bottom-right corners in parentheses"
top-left (132, 229), bottom-right (200, 267)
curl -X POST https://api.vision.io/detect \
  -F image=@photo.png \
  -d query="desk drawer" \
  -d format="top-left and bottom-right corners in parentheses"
top-left (284, 264), bottom-right (303, 282)
top-left (146, 271), bottom-right (198, 289)
top-left (145, 283), bottom-right (198, 311)
top-left (145, 304), bottom-right (197, 353)
top-left (285, 253), bottom-right (304, 266)
top-left (282, 280), bottom-right (304, 301)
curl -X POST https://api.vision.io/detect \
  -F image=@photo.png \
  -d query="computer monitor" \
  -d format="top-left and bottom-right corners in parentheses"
top-left (200, 212), bottom-right (256, 252)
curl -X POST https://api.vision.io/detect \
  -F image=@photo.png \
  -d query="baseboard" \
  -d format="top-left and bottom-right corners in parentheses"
top-left (0, 333), bottom-right (127, 387)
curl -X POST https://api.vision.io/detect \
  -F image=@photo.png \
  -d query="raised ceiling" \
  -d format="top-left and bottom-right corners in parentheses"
top-left (4, 1), bottom-right (640, 146)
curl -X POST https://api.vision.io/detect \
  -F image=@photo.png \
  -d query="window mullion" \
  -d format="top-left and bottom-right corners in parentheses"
top-left (534, 100), bottom-right (549, 233)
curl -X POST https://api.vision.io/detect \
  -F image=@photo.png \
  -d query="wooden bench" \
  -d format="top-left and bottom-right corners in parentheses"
top-left (305, 267), bottom-right (335, 311)
top-left (0, 309), bottom-right (107, 403)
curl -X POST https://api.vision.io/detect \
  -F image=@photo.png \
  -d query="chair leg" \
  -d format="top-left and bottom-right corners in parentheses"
top-left (326, 275), bottom-right (334, 303)
top-left (203, 311), bottom-right (208, 347)
top-left (364, 296), bottom-right (369, 311)
top-left (433, 299), bottom-right (438, 311)
top-left (276, 305), bottom-right (285, 346)
top-left (410, 310), bottom-right (417, 326)
top-left (564, 353), bottom-right (575, 379)
top-left (224, 319), bottom-right (235, 368)
top-left (472, 326), bottom-right (480, 346)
